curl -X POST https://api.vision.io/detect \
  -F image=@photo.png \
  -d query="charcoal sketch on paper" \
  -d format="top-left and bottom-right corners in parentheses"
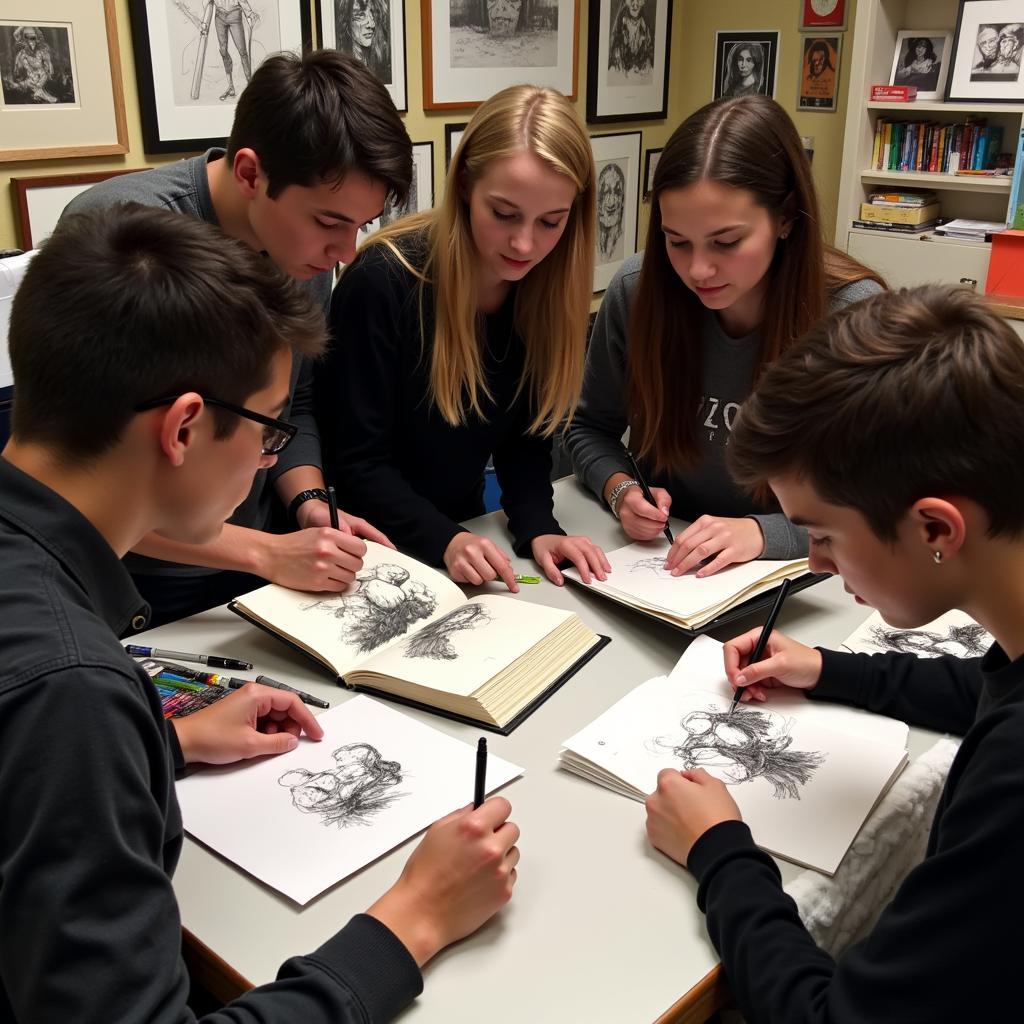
top-left (0, 24), bottom-right (76, 106)
top-left (448, 0), bottom-right (559, 69)
top-left (972, 23), bottom-right (1023, 81)
top-left (607, 0), bottom-right (655, 84)
top-left (629, 555), bottom-right (671, 578)
top-left (596, 161), bottom-right (626, 264)
top-left (403, 603), bottom-right (492, 660)
top-left (335, 0), bottom-right (392, 84)
top-left (655, 704), bottom-right (825, 799)
top-left (854, 622), bottom-right (991, 659)
top-left (279, 742), bottom-right (404, 827)
top-left (301, 564), bottom-right (438, 653)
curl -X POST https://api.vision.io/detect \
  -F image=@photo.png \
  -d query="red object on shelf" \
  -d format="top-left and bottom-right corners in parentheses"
top-left (870, 84), bottom-right (918, 102)
top-left (986, 230), bottom-right (1024, 299)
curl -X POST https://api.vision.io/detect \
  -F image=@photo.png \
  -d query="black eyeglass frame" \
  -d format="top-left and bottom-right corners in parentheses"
top-left (134, 394), bottom-right (297, 456)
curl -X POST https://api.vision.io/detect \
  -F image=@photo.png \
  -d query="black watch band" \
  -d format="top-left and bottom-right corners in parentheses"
top-left (288, 487), bottom-right (329, 526)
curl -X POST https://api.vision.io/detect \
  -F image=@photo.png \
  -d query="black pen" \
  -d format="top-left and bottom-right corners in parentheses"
top-left (124, 645), bottom-right (252, 671)
top-left (327, 484), bottom-right (340, 531)
top-left (730, 578), bottom-right (794, 716)
top-left (473, 737), bottom-right (488, 809)
top-left (249, 674), bottom-right (330, 710)
top-left (624, 449), bottom-right (674, 545)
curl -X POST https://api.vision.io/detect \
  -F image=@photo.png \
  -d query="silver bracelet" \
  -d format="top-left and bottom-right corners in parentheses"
top-left (608, 478), bottom-right (640, 519)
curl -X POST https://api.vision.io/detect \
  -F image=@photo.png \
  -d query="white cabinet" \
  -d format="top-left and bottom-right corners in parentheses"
top-left (846, 229), bottom-right (991, 289)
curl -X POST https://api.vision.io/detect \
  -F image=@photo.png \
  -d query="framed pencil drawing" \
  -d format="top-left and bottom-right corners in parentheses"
top-left (422, 0), bottom-right (579, 109)
top-left (713, 30), bottom-right (778, 101)
top-left (358, 141), bottom-right (434, 243)
top-left (315, 0), bottom-right (408, 111)
top-left (945, 0), bottom-right (1024, 103)
top-left (128, 0), bottom-right (312, 153)
top-left (591, 130), bottom-right (640, 293)
top-left (0, 0), bottom-right (128, 163)
top-left (586, 0), bottom-right (672, 123)
top-left (445, 121), bottom-right (468, 167)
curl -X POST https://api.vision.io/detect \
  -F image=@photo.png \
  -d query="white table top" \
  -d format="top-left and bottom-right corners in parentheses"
top-left (146, 478), bottom-right (942, 1023)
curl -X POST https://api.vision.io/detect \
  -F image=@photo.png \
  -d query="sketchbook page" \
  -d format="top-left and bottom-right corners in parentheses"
top-left (838, 609), bottom-right (993, 660)
top-left (353, 594), bottom-right (579, 698)
top-left (669, 635), bottom-right (910, 748)
top-left (560, 670), bottom-right (907, 875)
top-left (232, 542), bottom-right (467, 677)
top-left (176, 695), bottom-right (523, 905)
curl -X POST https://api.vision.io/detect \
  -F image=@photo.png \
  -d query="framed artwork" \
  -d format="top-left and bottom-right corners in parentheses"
top-left (586, 0), bottom-right (672, 123)
top-left (11, 169), bottom-right (147, 249)
top-left (889, 30), bottom-right (952, 101)
top-left (358, 141), bottom-right (434, 243)
top-left (445, 121), bottom-right (468, 167)
top-left (0, 0), bottom-right (128, 163)
top-left (129, 0), bottom-right (312, 153)
top-left (946, 1), bottom-right (1024, 103)
top-left (591, 130), bottom-right (640, 293)
top-left (713, 31), bottom-right (778, 101)
top-left (800, 0), bottom-right (846, 31)
top-left (421, 0), bottom-right (579, 109)
top-left (642, 145), bottom-right (661, 198)
top-left (314, 0), bottom-right (407, 112)
top-left (797, 34), bottom-right (841, 111)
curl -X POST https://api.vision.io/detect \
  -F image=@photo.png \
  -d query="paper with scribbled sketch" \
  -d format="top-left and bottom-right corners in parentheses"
top-left (840, 609), bottom-right (992, 660)
top-left (176, 696), bottom-right (523, 904)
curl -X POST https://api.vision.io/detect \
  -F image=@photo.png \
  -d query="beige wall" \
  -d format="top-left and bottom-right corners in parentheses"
top-left (1, 0), bottom-right (855, 254)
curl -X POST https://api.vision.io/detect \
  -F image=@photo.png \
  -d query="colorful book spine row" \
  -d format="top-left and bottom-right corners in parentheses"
top-left (871, 119), bottom-right (1003, 174)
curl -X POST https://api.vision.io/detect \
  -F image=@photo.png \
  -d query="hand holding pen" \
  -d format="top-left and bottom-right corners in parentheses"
top-left (618, 451), bottom-right (675, 545)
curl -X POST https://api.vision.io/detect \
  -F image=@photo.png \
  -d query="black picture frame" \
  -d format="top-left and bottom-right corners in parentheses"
top-left (713, 30), bottom-right (778, 101)
top-left (945, 0), bottom-right (1024, 104)
top-left (444, 121), bottom-right (468, 168)
top-left (642, 145), bottom-right (662, 198)
top-left (586, 0), bottom-right (672, 123)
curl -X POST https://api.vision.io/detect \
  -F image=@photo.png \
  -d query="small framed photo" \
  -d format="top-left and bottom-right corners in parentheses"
top-left (797, 34), bottom-right (841, 111)
top-left (315, 0), bottom-right (408, 112)
top-left (889, 30), bottom-right (952, 101)
top-left (800, 0), bottom-right (846, 31)
top-left (421, 0), bottom-right (579, 109)
top-left (358, 141), bottom-right (434, 244)
top-left (128, 0), bottom-right (312, 153)
top-left (586, 0), bottom-right (672, 123)
top-left (444, 121), bottom-right (467, 168)
top-left (642, 146), bottom-right (662, 198)
top-left (946, 1), bottom-right (1024, 103)
top-left (1, 0), bottom-right (128, 163)
top-left (591, 130), bottom-right (641, 293)
top-left (11, 169), bottom-right (148, 249)
top-left (713, 31), bottom-right (778, 101)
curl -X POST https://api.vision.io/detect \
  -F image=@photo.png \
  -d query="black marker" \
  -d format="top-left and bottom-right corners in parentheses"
top-left (327, 484), bottom-right (340, 531)
top-left (125, 645), bottom-right (252, 671)
top-left (624, 449), bottom-right (674, 545)
top-left (473, 737), bottom-right (488, 809)
top-left (730, 578), bottom-right (794, 716)
top-left (252, 673), bottom-right (330, 710)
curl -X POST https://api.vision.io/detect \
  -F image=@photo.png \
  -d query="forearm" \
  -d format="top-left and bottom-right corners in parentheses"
top-left (274, 465), bottom-right (327, 508)
top-left (131, 523), bottom-right (273, 577)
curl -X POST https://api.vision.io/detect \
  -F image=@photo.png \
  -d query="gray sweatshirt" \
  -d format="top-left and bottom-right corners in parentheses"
top-left (566, 252), bottom-right (882, 559)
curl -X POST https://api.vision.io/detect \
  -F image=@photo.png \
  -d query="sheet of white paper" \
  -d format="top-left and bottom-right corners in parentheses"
top-left (839, 608), bottom-right (993, 660)
top-left (176, 696), bottom-right (523, 904)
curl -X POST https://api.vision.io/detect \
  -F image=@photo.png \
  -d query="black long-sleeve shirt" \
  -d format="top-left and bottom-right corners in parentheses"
top-left (0, 456), bottom-right (422, 1023)
top-left (687, 644), bottom-right (1024, 1023)
top-left (316, 234), bottom-right (563, 566)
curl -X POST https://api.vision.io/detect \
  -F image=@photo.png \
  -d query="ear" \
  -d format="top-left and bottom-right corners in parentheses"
top-left (156, 393), bottom-right (206, 468)
top-left (908, 497), bottom-right (967, 561)
top-left (232, 148), bottom-right (264, 198)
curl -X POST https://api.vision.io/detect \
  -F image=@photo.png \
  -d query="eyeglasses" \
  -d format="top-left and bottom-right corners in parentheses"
top-left (135, 395), bottom-right (298, 456)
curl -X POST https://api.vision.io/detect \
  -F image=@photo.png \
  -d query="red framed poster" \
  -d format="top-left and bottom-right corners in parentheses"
top-left (801, 0), bottom-right (847, 30)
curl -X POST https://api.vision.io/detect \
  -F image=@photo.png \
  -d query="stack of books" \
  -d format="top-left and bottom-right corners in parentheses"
top-left (933, 219), bottom-right (1006, 242)
top-left (871, 118), bottom-right (1003, 175)
top-left (853, 189), bottom-right (939, 234)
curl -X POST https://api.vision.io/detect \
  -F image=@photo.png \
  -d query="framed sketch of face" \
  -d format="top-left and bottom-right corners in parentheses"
top-left (797, 34), bottom-right (841, 111)
top-left (946, 0), bottom-right (1024, 102)
top-left (591, 130), bottom-right (641, 293)
top-left (888, 30), bottom-right (951, 102)
top-left (358, 140), bottom-right (434, 244)
top-left (315, 0), bottom-right (407, 111)
top-left (713, 30), bottom-right (778, 101)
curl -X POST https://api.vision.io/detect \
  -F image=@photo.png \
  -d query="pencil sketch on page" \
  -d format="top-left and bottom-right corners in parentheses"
top-left (278, 742), bottom-right (404, 827)
top-left (630, 555), bottom-right (672, 577)
top-left (403, 602), bottom-right (493, 661)
top-left (300, 564), bottom-right (438, 653)
top-left (856, 622), bottom-right (990, 659)
top-left (654, 704), bottom-right (826, 799)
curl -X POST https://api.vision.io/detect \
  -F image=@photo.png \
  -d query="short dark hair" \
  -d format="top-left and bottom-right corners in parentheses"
top-left (227, 49), bottom-right (412, 204)
top-left (10, 204), bottom-right (327, 462)
top-left (728, 285), bottom-right (1024, 539)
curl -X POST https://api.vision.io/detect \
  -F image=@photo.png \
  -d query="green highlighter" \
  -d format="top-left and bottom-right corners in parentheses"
top-left (514, 574), bottom-right (541, 584)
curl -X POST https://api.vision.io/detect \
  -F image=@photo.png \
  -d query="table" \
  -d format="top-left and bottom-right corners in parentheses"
top-left (144, 478), bottom-right (942, 1023)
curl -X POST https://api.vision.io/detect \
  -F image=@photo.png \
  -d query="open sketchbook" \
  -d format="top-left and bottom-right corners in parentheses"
top-left (840, 609), bottom-right (993, 659)
top-left (559, 636), bottom-right (909, 875)
top-left (230, 542), bottom-right (607, 734)
top-left (176, 696), bottom-right (523, 905)
top-left (563, 538), bottom-right (817, 632)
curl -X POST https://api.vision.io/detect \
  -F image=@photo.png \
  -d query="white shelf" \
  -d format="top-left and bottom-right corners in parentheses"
top-left (866, 101), bottom-right (1024, 114)
top-left (848, 227), bottom-right (992, 248)
top-left (860, 170), bottom-right (1012, 193)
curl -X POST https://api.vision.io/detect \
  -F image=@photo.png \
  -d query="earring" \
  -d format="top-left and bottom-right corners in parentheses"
top-left (933, 550), bottom-right (943, 564)
top-left (779, 231), bottom-right (790, 239)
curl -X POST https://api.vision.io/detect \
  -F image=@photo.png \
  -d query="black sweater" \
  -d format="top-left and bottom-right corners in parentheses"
top-left (316, 234), bottom-right (563, 566)
top-left (687, 644), bottom-right (1024, 1023)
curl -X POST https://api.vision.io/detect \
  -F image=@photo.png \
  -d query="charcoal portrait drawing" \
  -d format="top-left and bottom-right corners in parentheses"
top-left (0, 24), bottom-right (75, 105)
top-left (335, 0), bottom-right (392, 83)
top-left (607, 0), bottom-right (655, 84)
top-left (596, 161), bottom-right (626, 264)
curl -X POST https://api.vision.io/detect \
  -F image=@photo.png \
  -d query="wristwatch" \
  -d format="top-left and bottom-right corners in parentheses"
top-left (607, 478), bottom-right (640, 519)
top-left (288, 487), bottom-right (329, 526)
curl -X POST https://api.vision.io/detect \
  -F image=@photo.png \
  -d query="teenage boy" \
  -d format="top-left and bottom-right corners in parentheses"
top-left (0, 205), bottom-right (520, 1021)
top-left (64, 49), bottom-right (413, 626)
top-left (644, 285), bottom-right (1024, 1022)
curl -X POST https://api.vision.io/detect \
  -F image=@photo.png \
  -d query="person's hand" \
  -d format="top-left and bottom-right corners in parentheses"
top-left (645, 768), bottom-right (741, 868)
top-left (664, 515), bottom-right (764, 577)
top-left (172, 683), bottom-right (324, 765)
top-left (618, 486), bottom-right (673, 541)
top-left (295, 499), bottom-right (396, 549)
top-left (444, 532), bottom-right (519, 592)
top-left (530, 534), bottom-right (610, 586)
top-left (366, 797), bottom-right (520, 966)
top-left (723, 628), bottom-right (823, 705)
top-left (255, 527), bottom-right (368, 591)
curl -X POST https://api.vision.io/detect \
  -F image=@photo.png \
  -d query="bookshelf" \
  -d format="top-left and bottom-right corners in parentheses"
top-left (836, 0), bottom-right (1024, 288)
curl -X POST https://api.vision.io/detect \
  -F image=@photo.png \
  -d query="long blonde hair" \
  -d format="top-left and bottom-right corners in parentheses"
top-left (363, 86), bottom-right (596, 435)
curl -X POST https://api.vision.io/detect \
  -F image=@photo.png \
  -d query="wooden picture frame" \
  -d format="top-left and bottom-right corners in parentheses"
top-left (0, 0), bottom-right (128, 163)
top-left (945, 1), bottom-right (1024, 104)
top-left (800, 0), bottom-right (846, 31)
top-left (591, 130), bottom-right (641, 293)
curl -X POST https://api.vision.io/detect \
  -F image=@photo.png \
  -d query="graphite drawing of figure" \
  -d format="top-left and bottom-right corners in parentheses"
top-left (597, 162), bottom-right (626, 264)
top-left (1, 26), bottom-right (72, 105)
top-left (608, 0), bottom-right (655, 79)
top-left (630, 555), bottom-right (672, 577)
top-left (403, 603), bottom-right (492, 660)
top-left (335, 0), bottom-right (391, 82)
top-left (172, 0), bottom-right (260, 101)
top-left (278, 742), bottom-right (404, 827)
top-left (722, 42), bottom-right (765, 98)
top-left (861, 622), bottom-right (991, 659)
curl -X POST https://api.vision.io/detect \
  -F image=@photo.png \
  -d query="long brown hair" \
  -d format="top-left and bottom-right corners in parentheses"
top-left (626, 95), bottom-right (884, 474)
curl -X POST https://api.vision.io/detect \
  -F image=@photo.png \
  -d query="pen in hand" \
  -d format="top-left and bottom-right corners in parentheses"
top-left (327, 484), bottom-right (340, 531)
top-left (624, 449), bottom-right (674, 545)
top-left (473, 737), bottom-right (488, 809)
top-left (730, 578), bottom-right (793, 716)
